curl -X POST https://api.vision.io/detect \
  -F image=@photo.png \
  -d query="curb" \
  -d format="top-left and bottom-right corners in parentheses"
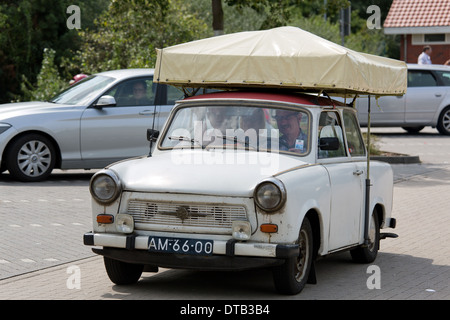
top-left (371, 155), bottom-right (421, 164)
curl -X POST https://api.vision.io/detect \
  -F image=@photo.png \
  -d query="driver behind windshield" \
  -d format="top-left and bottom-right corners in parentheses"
top-left (275, 110), bottom-right (308, 153)
top-left (130, 81), bottom-right (151, 106)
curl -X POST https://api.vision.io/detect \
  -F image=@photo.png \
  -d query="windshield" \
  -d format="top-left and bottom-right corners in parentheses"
top-left (50, 75), bottom-right (115, 105)
top-left (160, 104), bottom-right (311, 156)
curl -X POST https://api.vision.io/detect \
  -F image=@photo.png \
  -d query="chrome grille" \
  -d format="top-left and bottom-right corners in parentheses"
top-left (127, 199), bottom-right (247, 229)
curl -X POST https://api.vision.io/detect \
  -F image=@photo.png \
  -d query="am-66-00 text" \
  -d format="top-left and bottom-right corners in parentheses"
top-left (148, 236), bottom-right (213, 255)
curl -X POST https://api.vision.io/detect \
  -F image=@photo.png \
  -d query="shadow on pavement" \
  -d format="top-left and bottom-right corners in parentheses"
top-left (0, 171), bottom-right (95, 186)
top-left (98, 251), bottom-right (449, 300)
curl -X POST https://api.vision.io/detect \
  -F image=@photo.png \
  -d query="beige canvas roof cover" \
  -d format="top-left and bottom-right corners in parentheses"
top-left (155, 26), bottom-right (406, 96)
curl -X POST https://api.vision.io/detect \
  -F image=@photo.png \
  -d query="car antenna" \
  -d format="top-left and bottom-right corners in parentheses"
top-left (148, 82), bottom-right (159, 157)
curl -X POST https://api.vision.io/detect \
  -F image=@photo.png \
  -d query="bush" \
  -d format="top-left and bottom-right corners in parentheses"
top-left (19, 48), bottom-right (68, 102)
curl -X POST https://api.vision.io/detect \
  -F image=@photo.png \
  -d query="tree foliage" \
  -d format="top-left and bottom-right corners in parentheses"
top-left (1, 0), bottom-right (399, 103)
top-left (0, 0), bottom-right (109, 103)
top-left (224, 0), bottom-right (398, 57)
top-left (19, 48), bottom-right (67, 102)
top-left (72, 0), bottom-right (210, 74)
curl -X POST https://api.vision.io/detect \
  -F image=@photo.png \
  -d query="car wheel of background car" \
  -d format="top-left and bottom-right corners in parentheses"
top-left (103, 257), bottom-right (144, 285)
top-left (437, 106), bottom-right (450, 135)
top-left (5, 133), bottom-right (56, 182)
top-left (350, 212), bottom-right (380, 263)
top-left (272, 217), bottom-right (313, 295)
top-left (402, 126), bottom-right (424, 134)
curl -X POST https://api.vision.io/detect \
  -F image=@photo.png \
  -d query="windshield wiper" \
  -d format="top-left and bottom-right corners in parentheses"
top-left (168, 135), bottom-right (203, 148)
top-left (214, 135), bottom-right (256, 150)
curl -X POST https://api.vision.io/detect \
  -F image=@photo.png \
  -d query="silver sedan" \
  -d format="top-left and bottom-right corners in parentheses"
top-left (0, 69), bottom-right (181, 182)
top-left (356, 64), bottom-right (450, 135)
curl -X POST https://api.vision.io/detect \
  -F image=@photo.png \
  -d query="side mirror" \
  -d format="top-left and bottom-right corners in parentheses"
top-left (319, 137), bottom-right (340, 150)
top-left (147, 129), bottom-right (159, 142)
top-left (95, 95), bottom-right (116, 108)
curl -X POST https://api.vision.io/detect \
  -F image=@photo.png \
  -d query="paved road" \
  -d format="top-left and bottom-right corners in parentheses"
top-left (0, 171), bottom-right (95, 280)
top-left (0, 128), bottom-right (449, 303)
top-left (367, 127), bottom-right (450, 164)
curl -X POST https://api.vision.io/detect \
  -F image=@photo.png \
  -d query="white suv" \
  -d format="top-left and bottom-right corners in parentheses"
top-left (356, 64), bottom-right (450, 134)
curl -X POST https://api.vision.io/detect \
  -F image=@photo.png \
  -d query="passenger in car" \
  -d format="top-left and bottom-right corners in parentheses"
top-left (240, 108), bottom-right (271, 149)
top-left (240, 108), bottom-right (266, 132)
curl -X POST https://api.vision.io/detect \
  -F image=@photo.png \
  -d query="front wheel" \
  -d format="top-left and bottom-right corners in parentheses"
top-left (272, 217), bottom-right (314, 295)
top-left (103, 257), bottom-right (144, 285)
top-left (6, 134), bottom-right (56, 182)
top-left (437, 107), bottom-right (450, 135)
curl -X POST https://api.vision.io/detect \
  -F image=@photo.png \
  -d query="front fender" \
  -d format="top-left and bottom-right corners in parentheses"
top-left (259, 165), bottom-right (331, 248)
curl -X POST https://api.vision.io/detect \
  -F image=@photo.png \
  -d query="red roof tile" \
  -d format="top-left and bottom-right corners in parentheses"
top-left (384, 0), bottom-right (450, 28)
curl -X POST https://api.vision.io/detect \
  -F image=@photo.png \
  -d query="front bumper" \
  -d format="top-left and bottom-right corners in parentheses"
top-left (84, 232), bottom-right (299, 271)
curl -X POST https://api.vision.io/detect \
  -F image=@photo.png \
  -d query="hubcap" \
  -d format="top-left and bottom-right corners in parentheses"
top-left (367, 215), bottom-right (376, 251)
top-left (294, 229), bottom-right (309, 282)
top-left (443, 110), bottom-right (450, 132)
top-left (17, 140), bottom-right (52, 177)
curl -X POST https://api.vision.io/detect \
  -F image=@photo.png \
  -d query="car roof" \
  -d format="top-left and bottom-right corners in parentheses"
top-left (407, 63), bottom-right (450, 71)
top-left (183, 91), bottom-right (345, 107)
top-left (96, 68), bottom-right (155, 79)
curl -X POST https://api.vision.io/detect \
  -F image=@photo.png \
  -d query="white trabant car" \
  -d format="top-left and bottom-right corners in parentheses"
top-left (84, 91), bottom-right (397, 294)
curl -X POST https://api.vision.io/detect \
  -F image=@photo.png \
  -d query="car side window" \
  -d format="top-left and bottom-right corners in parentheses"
top-left (408, 70), bottom-right (437, 87)
top-left (105, 77), bottom-right (155, 107)
top-left (343, 110), bottom-right (366, 157)
top-left (435, 71), bottom-right (450, 86)
top-left (318, 111), bottom-right (346, 158)
top-left (167, 85), bottom-right (184, 105)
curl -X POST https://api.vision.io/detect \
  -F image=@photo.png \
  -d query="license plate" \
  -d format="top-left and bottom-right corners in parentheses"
top-left (148, 236), bottom-right (213, 256)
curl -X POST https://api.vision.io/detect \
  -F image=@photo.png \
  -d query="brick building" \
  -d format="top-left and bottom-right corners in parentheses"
top-left (384, 0), bottom-right (450, 64)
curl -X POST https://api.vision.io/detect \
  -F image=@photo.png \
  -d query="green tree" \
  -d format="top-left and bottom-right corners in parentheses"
top-left (0, 0), bottom-right (108, 103)
top-left (224, 0), bottom-right (350, 28)
top-left (73, 0), bottom-right (210, 74)
top-left (19, 48), bottom-right (67, 102)
top-left (223, 0), bottom-right (398, 58)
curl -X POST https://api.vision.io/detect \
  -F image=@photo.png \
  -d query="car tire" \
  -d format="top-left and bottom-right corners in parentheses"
top-left (402, 126), bottom-right (424, 134)
top-left (272, 217), bottom-right (313, 295)
top-left (350, 212), bottom-right (380, 263)
top-left (6, 133), bottom-right (56, 182)
top-left (103, 257), bottom-right (144, 285)
top-left (437, 107), bottom-right (450, 135)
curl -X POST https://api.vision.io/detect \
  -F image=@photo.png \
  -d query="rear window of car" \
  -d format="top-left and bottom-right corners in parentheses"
top-left (435, 71), bottom-right (450, 86)
top-left (407, 70), bottom-right (437, 87)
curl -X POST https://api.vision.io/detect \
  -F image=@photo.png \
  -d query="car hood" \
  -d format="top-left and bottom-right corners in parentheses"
top-left (0, 101), bottom-right (75, 121)
top-left (109, 150), bottom-right (307, 197)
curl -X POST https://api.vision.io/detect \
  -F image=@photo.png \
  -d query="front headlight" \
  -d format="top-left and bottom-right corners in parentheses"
top-left (89, 169), bottom-right (122, 204)
top-left (254, 178), bottom-right (286, 213)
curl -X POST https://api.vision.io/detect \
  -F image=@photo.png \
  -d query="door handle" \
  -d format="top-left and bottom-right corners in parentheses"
top-left (353, 170), bottom-right (364, 176)
top-left (139, 110), bottom-right (156, 116)
top-left (435, 93), bottom-right (442, 98)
